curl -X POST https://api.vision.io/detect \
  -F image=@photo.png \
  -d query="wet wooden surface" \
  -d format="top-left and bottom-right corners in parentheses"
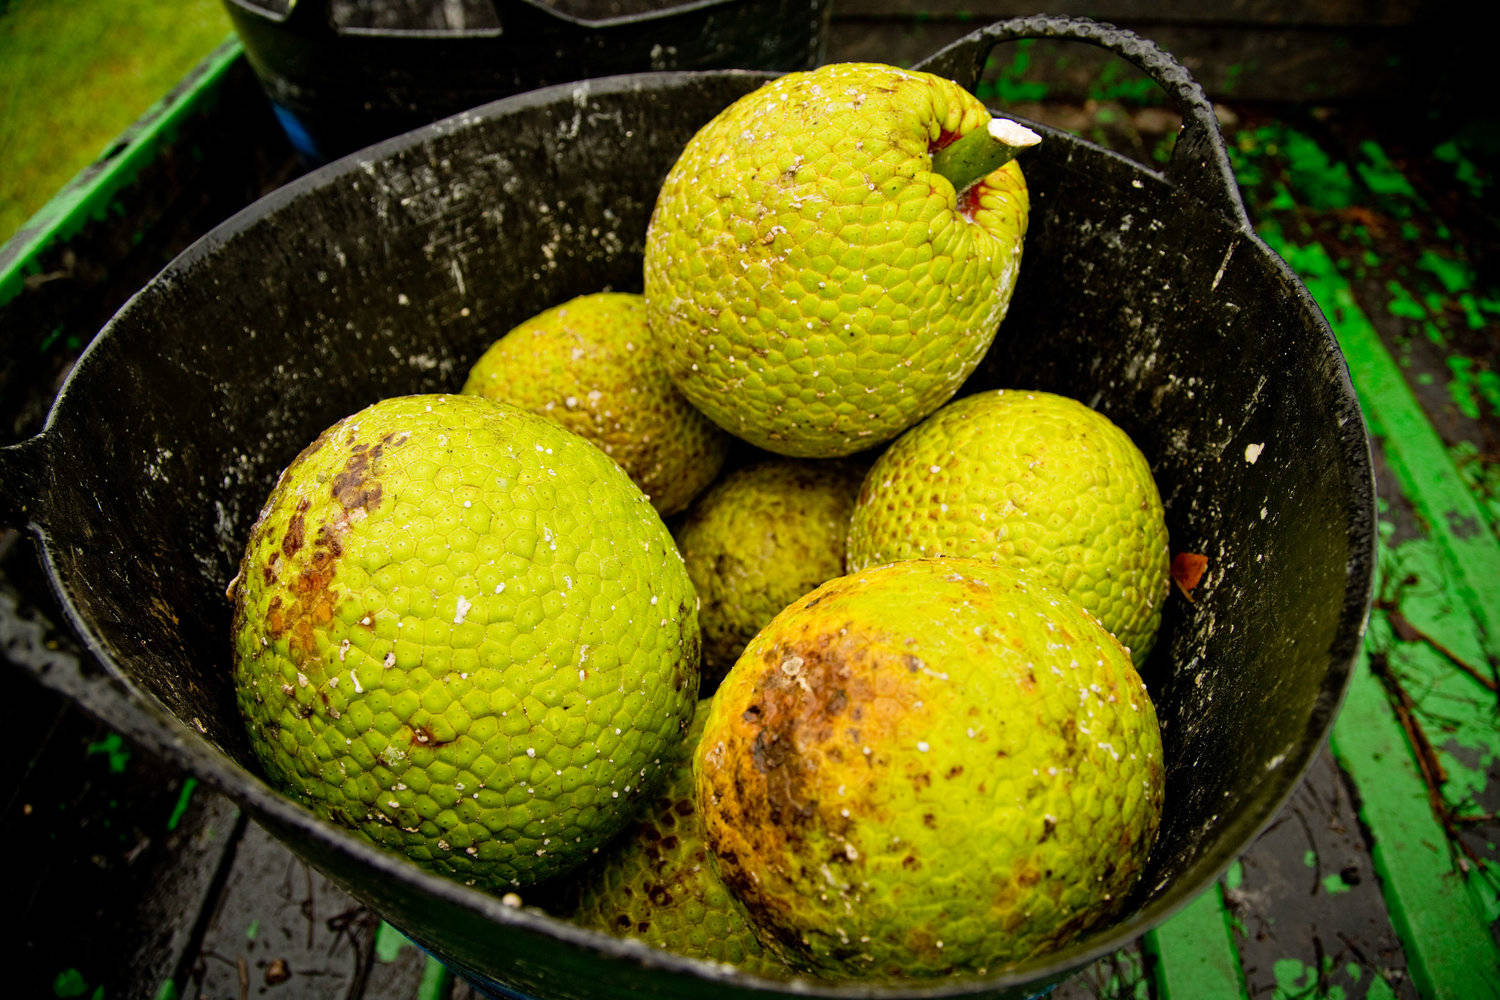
top-left (2, 9), bottom-right (1496, 999)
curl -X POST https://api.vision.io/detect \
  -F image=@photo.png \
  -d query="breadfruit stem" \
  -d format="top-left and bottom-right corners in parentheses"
top-left (931, 117), bottom-right (1041, 196)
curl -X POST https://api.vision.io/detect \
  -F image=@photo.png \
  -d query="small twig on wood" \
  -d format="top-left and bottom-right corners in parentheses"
top-left (1334, 932), bottom-right (1406, 996)
top-left (1314, 935), bottom-right (1330, 997)
top-left (1376, 597), bottom-right (1497, 694)
top-left (303, 864), bottom-right (317, 950)
top-left (1368, 651), bottom-right (1486, 873)
top-left (1454, 810), bottom-right (1498, 824)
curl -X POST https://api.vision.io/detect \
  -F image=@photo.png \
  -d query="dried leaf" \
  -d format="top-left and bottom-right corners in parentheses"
top-left (1171, 552), bottom-right (1208, 601)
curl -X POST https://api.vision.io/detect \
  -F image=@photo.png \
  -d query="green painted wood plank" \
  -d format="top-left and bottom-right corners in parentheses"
top-left (1260, 236), bottom-right (1500, 999)
top-left (1330, 646), bottom-right (1499, 1000)
top-left (1274, 239), bottom-right (1500, 666)
top-left (1053, 942), bottom-right (1152, 999)
top-left (1144, 881), bottom-right (1246, 999)
top-left (0, 36), bottom-right (242, 306)
top-left (1220, 118), bottom-right (1498, 998)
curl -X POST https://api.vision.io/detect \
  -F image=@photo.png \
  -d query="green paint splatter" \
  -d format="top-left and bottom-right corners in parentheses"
top-left (1417, 249), bottom-right (1471, 295)
top-left (1321, 872), bottom-right (1353, 895)
top-left (1274, 953), bottom-right (1348, 999)
top-left (245, 919), bottom-right (259, 941)
top-left (1273, 128), bottom-right (1356, 210)
top-left (1357, 141), bottom-right (1419, 205)
top-left (85, 732), bottom-right (130, 774)
top-left (53, 970), bottom-right (88, 998)
top-left (1224, 859), bottom-right (1244, 891)
top-left (375, 921), bottom-right (410, 963)
top-left (1446, 356), bottom-right (1500, 420)
top-left (1302, 848), bottom-right (1317, 869)
top-left (153, 979), bottom-right (179, 1000)
top-left (1457, 292), bottom-right (1491, 330)
top-left (1385, 281), bottom-right (1425, 320)
top-left (166, 777), bottom-right (196, 831)
top-left (1451, 441), bottom-right (1500, 536)
top-left (1432, 140), bottom-right (1489, 200)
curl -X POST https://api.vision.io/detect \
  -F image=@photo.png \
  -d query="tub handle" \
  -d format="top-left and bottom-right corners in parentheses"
top-left (916, 14), bottom-right (1250, 228)
top-left (242, 0), bottom-right (727, 32)
top-left (0, 432), bottom-right (50, 532)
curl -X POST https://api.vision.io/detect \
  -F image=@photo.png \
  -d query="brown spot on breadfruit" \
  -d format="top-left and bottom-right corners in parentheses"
top-left (315, 522), bottom-right (344, 558)
top-left (332, 441), bottom-right (384, 512)
top-left (904, 926), bottom-right (945, 964)
top-left (266, 596), bottom-right (287, 638)
top-left (409, 724), bottom-right (454, 748)
top-left (699, 617), bottom-right (932, 948)
top-left (282, 502), bottom-right (308, 558)
top-left (260, 428), bottom-right (414, 672)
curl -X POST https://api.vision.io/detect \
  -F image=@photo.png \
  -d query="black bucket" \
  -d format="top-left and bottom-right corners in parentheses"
top-left (0, 16), bottom-right (1374, 999)
top-left (220, 0), bottom-right (830, 163)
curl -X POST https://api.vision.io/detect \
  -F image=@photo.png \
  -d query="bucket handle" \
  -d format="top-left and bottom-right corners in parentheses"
top-left (246, 0), bottom-right (717, 33)
top-left (0, 432), bottom-right (50, 532)
top-left (915, 14), bottom-right (1250, 228)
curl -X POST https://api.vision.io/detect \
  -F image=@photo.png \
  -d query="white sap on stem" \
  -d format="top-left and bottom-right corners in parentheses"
top-left (931, 117), bottom-right (1043, 197)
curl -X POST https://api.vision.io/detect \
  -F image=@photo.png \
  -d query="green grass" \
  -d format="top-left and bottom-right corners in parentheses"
top-left (0, 0), bottom-right (232, 243)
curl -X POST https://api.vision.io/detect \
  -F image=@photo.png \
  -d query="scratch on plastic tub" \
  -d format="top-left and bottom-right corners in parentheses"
top-left (557, 85), bottom-right (591, 140)
top-left (1212, 238), bottom-right (1237, 292)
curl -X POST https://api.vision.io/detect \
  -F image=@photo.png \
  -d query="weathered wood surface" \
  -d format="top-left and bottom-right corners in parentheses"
top-left (1, 12), bottom-right (1495, 1000)
top-left (825, 0), bottom-right (1469, 102)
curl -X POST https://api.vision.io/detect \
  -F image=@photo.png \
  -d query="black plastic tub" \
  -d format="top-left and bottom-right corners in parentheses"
top-left (221, 0), bottom-right (830, 162)
top-left (0, 16), bottom-right (1374, 999)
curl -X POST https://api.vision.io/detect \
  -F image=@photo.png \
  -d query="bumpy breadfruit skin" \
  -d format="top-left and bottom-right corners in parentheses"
top-left (695, 559), bottom-right (1163, 982)
top-left (461, 292), bottom-right (730, 517)
top-left (674, 458), bottom-right (865, 690)
top-left (847, 389), bottom-right (1170, 664)
top-left (565, 701), bottom-right (793, 979)
top-left (230, 394), bottom-right (700, 892)
top-left (644, 62), bottom-right (1029, 458)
